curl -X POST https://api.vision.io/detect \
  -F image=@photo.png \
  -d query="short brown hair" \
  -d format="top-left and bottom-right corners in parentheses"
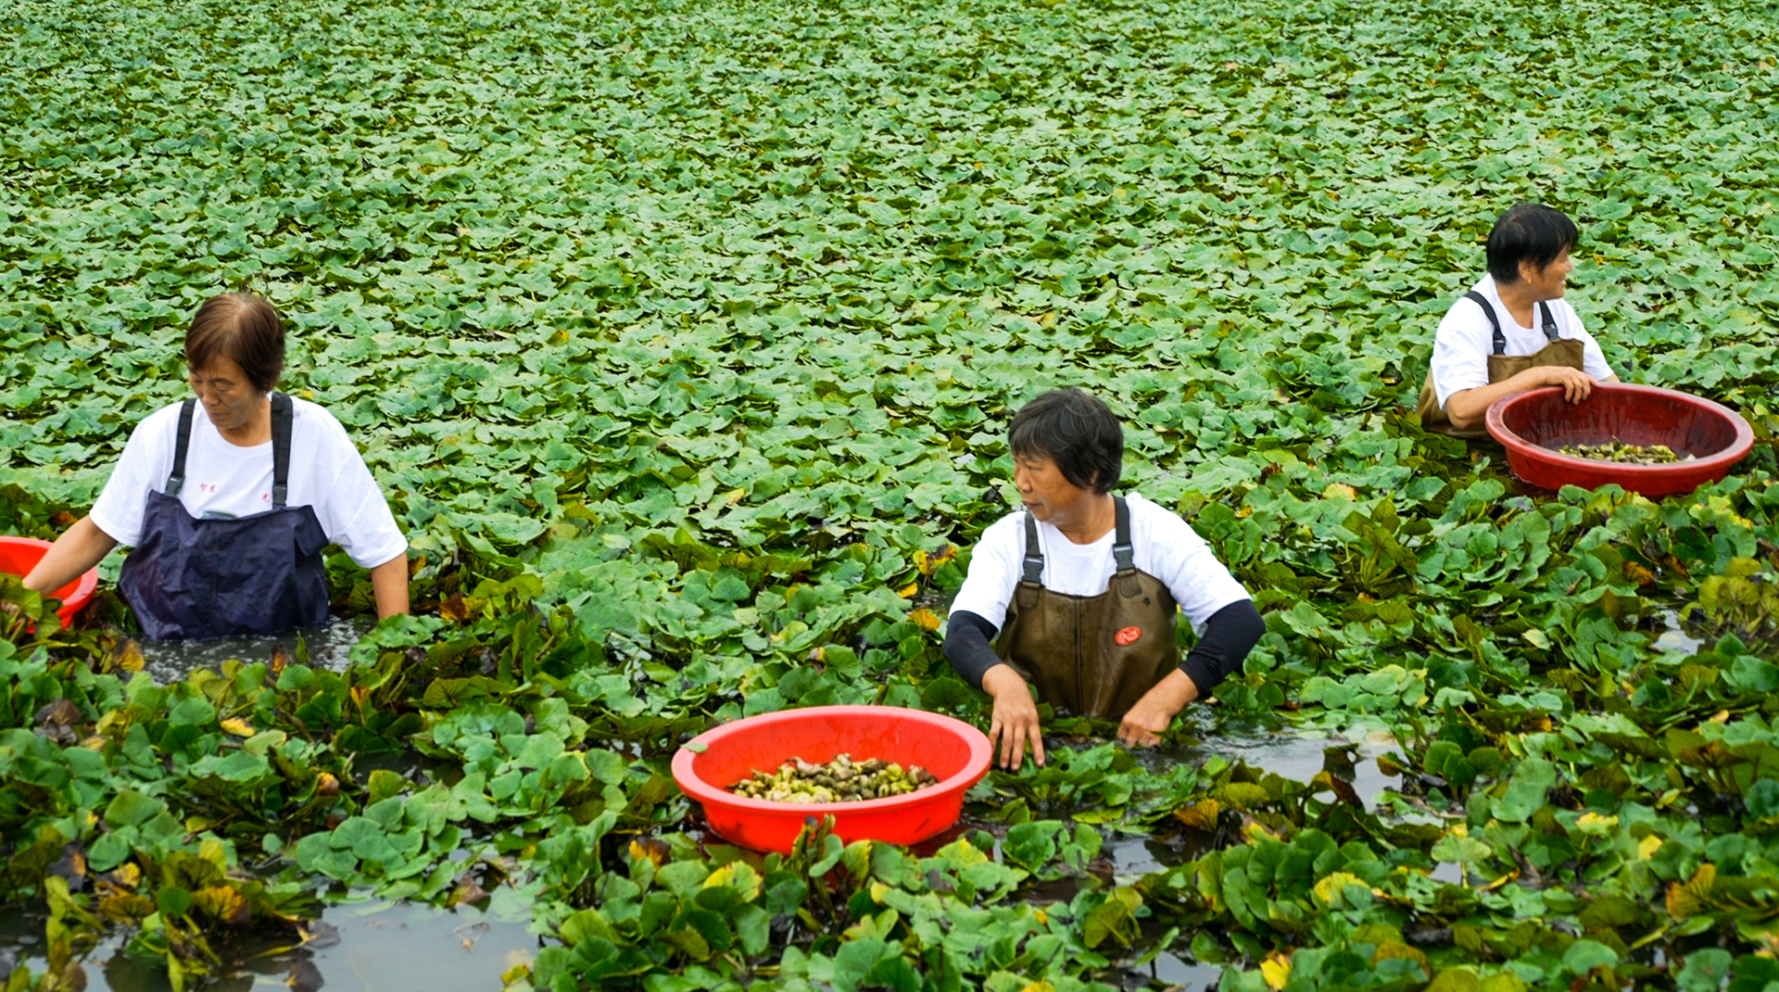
top-left (185, 292), bottom-right (285, 392)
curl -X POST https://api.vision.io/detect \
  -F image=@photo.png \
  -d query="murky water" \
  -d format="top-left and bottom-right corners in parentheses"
top-left (1650, 608), bottom-right (1704, 655)
top-left (1107, 727), bottom-right (1401, 877)
top-left (3, 669), bottom-right (1401, 992)
top-left (137, 615), bottom-right (375, 684)
top-left (2, 899), bottom-right (532, 992)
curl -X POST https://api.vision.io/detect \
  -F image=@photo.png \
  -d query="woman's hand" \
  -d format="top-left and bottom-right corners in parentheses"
top-left (1523, 365), bottom-right (1596, 403)
top-left (1445, 366), bottom-right (1601, 429)
top-left (981, 664), bottom-right (1045, 770)
top-left (23, 517), bottom-right (117, 598)
top-left (1117, 670), bottom-right (1200, 747)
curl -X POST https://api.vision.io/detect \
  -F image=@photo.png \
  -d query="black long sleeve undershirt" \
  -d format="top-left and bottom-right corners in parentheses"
top-left (943, 599), bottom-right (1267, 698)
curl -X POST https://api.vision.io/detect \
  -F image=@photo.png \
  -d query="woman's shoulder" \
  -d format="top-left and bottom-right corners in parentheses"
top-left (1121, 492), bottom-right (1186, 524)
top-left (1122, 493), bottom-right (1209, 544)
top-left (284, 394), bottom-right (354, 441)
top-left (127, 398), bottom-right (194, 442)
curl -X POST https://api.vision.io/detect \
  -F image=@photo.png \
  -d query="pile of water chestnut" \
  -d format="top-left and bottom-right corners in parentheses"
top-left (1554, 440), bottom-right (1694, 464)
top-left (727, 753), bottom-right (940, 803)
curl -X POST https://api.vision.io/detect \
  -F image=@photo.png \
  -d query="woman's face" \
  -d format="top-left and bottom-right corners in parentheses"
top-left (1519, 248), bottom-right (1574, 301)
top-left (188, 356), bottom-right (261, 432)
top-left (1013, 452), bottom-right (1095, 524)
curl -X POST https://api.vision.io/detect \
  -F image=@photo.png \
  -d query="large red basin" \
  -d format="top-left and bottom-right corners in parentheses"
top-left (672, 705), bottom-right (992, 854)
top-left (0, 536), bottom-right (98, 629)
top-left (1486, 383), bottom-right (1754, 497)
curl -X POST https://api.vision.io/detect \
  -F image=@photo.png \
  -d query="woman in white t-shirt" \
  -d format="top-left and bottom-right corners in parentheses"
top-left (944, 389), bottom-right (1264, 770)
top-left (24, 292), bottom-right (409, 639)
top-left (1416, 204), bottom-right (1619, 438)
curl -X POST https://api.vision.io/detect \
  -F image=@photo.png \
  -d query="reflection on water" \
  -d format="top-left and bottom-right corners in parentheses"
top-left (1150, 950), bottom-right (1222, 991)
top-left (1651, 608), bottom-right (1704, 656)
top-left (5, 899), bottom-right (532, 992)
top-left (1091, 728), bottom-right (1402, 988)
top-left (139, 615), bottom-right (376, 684)
top-left (1108, 727), bottom-right (1401, 878)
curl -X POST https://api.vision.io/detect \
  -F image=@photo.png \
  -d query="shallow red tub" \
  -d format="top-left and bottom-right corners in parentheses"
top-left (1486, 383), bottom-right (1754, 498)
top-left (672, 705), bottom-right (992, 855)
top-left (0, 536), bottom-right (99, 628)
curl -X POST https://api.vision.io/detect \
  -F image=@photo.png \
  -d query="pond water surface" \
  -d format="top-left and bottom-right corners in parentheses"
top-left (23, 619), bottom-right (1415, 992)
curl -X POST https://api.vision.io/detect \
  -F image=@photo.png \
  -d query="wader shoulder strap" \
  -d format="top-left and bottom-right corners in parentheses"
top-left (164, 399), bottom-right (197, 496)
top-left (1465, 291), bottom-right (1506, 356)
top-left (270, 392), bottom-right (293, 509)
top-left (1020, 511), bottom-right (1043, 584)
top-left (1112, 497), bottom-right (1134, 572)
top-left (1537, 301), bottom-right (1558, 341)
top-left (1466, 291), bottom-right (1560, 354)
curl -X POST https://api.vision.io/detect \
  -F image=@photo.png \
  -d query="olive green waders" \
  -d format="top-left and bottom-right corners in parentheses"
top-left (994, 497), bottom-right (1180, 719)
top-left (1417, 292), bottom-right (1586, 440)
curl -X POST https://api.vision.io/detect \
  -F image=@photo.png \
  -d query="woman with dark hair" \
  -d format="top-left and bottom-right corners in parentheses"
top-left (1417, 203), bottom-right (1619, 436)
top-left (24, 292), bottom-right (409, 638)
top-left (943, 388), bottom-right (1265, 769)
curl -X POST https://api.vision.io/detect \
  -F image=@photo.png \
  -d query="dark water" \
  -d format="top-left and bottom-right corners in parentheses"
top-left (2, 900), bottom-right (533, 992)
top-left (137, 615), bottom-right (376, 683)
top-left (1650, 608), bottom-right (1704, 655)
top-left (17, 611), bottom-right (1409, 992)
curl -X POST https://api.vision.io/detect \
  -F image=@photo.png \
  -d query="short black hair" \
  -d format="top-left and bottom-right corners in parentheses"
top-left (1486, 203), bottom-right (1579, 284)
top-left (1008, 389), bottom-right (1122, 494)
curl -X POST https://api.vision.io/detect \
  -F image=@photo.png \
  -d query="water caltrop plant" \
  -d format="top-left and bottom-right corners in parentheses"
top-left (2, 0), bottom-right (1779, 988)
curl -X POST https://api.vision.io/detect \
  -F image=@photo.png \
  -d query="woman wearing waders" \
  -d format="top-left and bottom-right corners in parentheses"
top-left (23, 292), bottom-right (409, 639)
top-left (1417, 203), bottom-right (1618, 438)
top-left (943, 389), bottom-right (1265, 770)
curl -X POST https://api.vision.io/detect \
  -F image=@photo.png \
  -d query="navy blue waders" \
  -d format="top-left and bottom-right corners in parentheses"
top-left (118, 393), bottom-right (330, 639)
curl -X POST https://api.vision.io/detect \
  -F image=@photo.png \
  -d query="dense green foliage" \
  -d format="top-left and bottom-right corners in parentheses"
top-left (3, 0), bottom-right (1779, 989)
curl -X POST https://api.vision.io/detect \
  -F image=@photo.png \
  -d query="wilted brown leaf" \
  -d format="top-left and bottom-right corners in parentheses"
top-left (447, 872), bottom-right (489, 909)
top-left (35, 699), bottom-right (82, 745)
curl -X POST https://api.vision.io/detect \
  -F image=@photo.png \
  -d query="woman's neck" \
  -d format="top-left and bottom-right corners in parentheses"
top-left (1495, 278), bottom-right (1542, 329)
top-left (1054, 493), bottom-right (1117, 545)
top-left (216, 395), bottom-right (274, 447)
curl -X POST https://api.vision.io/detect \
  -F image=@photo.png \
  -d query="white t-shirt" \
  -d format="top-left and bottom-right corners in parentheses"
top-left (1428, 274), bottom-right (1615, 411)
top-left (90, 396), bottom-right (408, 569)
top-left (948, 493), bottom-right (1250, 636)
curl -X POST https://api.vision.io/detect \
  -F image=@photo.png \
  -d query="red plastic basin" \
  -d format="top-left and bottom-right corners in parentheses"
top-left (1486, 383), bottom-right (1754, 498)
top-left (672, 705), bottom-right (993, 854)
top-left (0, 536), bottom-right (99, 628)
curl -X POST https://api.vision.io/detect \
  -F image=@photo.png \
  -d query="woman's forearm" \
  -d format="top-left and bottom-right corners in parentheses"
top-left (369, 554), bottom-right (410, 618)
top-left (23, 517), bottom-right (118, 597)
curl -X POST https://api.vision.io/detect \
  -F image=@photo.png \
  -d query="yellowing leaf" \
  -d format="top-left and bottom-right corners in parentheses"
top-left (908, 608), bottom-right (941, 632)
top-left (1637, 835), bottom-right (1664, 860)
top-left (1322, 483), bottom-right (1358, 501)
top-left (703, 862), bottom-right (762, 901)
top-left (113, 639), bottom-right (145, 673)
top-left (629, 839), bottom-right (669, 866)
top-left (1174, 798), bottom-right (1222, 831)
top-left (193, 885), bottom-right (250, 926)
top-left (220, 718), bottom-right (255, 737)
top-left (1667, 863), bottom-right (1716, 918)
top-left (1261, 951), bottom-right (1291, 991)
top-left (897, 582), bottom-right (919, 599)
top-left (1575, 812), bottom-right (1619, 835)
top-left (914, 546), bottom-right (957, 576)
top-left (1313, 871), bottom-right (1365, 904)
